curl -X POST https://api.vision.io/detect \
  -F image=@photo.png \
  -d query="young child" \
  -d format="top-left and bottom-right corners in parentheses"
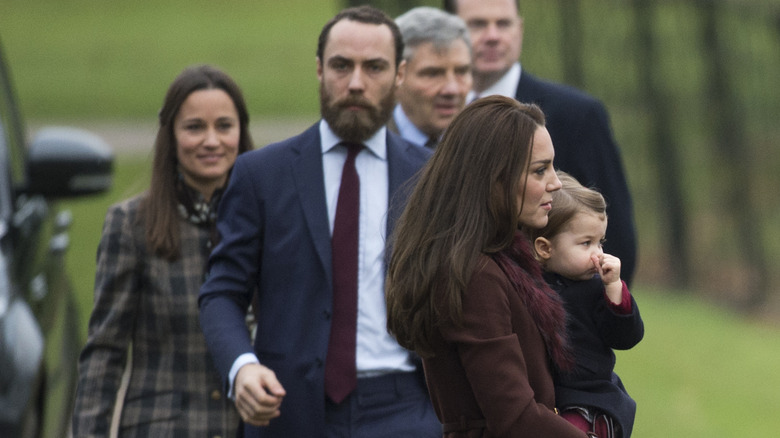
top-left (529, 171), bottom-right (644, 438)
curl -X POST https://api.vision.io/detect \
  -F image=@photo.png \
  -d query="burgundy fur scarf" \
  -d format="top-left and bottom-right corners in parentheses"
top-left (492, 232), bottom-right (574, 372)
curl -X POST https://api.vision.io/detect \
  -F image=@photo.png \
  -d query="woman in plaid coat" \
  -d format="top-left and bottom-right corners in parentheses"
top-left (72, 65), bottom-right (253, 437)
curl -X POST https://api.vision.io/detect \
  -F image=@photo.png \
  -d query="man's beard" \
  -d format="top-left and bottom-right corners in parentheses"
top-left (320, 86), bottom-right (395, 143)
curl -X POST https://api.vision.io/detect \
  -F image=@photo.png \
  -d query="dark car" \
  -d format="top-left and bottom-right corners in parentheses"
top-left (0, 39), bottom-right (113, 437)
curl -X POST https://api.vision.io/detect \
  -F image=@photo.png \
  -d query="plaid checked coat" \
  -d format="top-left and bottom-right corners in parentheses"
top-left (72, 195), bottom-right (240, 437)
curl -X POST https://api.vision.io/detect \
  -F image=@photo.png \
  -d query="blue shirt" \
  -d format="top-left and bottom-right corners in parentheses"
top-left (392, 104), bottom-right (431, 148)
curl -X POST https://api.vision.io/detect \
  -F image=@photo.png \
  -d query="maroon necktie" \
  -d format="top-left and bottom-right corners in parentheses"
top-left (325, 142), bottom-right (362, 403)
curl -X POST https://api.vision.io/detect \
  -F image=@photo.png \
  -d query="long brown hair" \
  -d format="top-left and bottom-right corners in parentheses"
top-left (139, 65), bottom-right (253, 260)
top-left (386, 95), bottom-right (545, 357)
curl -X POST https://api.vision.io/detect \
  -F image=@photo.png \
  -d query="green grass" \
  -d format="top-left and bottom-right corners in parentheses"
top-left (0, 0), bottom-right (339, 119)
top-left (615, 288), bottom-right (780, 436)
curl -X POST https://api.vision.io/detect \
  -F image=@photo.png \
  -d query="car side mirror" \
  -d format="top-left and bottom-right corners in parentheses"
top-left (25, 127), bottom-right (114, 198)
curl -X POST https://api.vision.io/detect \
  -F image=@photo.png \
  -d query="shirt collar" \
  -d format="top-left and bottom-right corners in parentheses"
top-left (320, 119), bottom-right (387, 159)
top-left (392, 104), bottom-right (429, 148)
top-left (467, 62), bottom-right (522, 102)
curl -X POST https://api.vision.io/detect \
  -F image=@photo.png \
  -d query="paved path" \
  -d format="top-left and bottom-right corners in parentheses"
top-left (31, 116), bottom-right (314, 157)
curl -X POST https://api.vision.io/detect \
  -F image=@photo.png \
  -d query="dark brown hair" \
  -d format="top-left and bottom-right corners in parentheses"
top-left (139, 64), bottom-right (253, 260)
top-left (386, 95), bottom-right (545, 357)
top-left (316, 5), bottom-right (404, 68)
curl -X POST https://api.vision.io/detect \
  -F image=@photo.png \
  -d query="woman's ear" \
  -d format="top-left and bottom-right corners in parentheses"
top-left (534, 237), bottom-right (553, 262)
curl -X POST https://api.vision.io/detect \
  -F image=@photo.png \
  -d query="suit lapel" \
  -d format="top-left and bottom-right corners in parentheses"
top-left (290, 125), bottom-right (333, 281)
top-left (515, 71), bottom-right (544, 106)
top-left (386, 113), bottom-right (400, 136)
top-left (289, 127), bottom-right (424, 280)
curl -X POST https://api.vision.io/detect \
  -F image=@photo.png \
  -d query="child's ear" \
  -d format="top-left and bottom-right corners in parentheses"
top-left (534, 237), bottom-right (553, 261)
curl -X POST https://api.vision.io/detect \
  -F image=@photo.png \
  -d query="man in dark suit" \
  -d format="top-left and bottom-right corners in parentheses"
top-left (388, 7), bottom-right (472, 149)
top-left (198, 6), bottom-right (440, 438)
top-left (445, 0), bottom-right (638, 284)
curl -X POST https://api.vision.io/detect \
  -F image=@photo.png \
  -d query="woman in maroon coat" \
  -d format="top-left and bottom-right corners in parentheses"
top-left (386, 96), bottom-right (588, 437)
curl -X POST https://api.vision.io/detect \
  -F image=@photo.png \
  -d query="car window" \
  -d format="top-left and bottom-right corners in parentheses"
top-left (0, 93), bottom-right (14, 221)
top-left (0, 125), bottom-right (10, 221)
top-left (0, 223), bottom-right (9, 303)
top-left (0, 42), bottom-right (28, 221)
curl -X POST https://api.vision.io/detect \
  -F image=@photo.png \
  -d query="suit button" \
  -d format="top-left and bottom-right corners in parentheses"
top-left (316, 358), bottom-right (323, 367)
top-left (211, 390), bottom-right (222, 400)
top-left (323, 310), bottom-right (331, 320)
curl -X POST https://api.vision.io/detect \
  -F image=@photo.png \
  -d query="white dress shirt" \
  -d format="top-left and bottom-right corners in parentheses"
top-left (467, 61), bottom-right (522, 102)
top-left (319, 120), bottom-right (414, 376)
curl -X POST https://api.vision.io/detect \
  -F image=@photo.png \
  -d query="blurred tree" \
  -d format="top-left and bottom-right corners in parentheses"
top-left (699, 0), bottom-right (770, 308)
top-left (633, 0), bottom-right (690, 287)
top-left (558, 0), bottom-right (584, 88)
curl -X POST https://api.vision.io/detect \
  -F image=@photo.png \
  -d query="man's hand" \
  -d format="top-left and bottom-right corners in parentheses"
top-left (234, 363), bottom-right (287, 426)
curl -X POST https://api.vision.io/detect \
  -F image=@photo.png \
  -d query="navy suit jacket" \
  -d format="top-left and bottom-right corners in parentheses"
top-left (199, 123), bottom-right (431, 437)
top-left (516, 71), bottom-right (637, 284)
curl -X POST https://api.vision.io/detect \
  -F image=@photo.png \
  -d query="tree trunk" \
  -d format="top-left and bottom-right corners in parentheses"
top-left (558, 0), bottom-right (584, 88)
top-left (699, 0), bottom-right (770, 308)
top-left (633, 0), bottom-right (690, 287)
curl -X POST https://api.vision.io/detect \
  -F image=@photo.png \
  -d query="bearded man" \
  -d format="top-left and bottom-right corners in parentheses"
top-left (198, 5), bottom-right (439, 438)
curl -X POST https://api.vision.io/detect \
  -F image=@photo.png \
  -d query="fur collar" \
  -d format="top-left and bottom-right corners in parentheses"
top-left (492, 232), bottom-right (574, 371)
